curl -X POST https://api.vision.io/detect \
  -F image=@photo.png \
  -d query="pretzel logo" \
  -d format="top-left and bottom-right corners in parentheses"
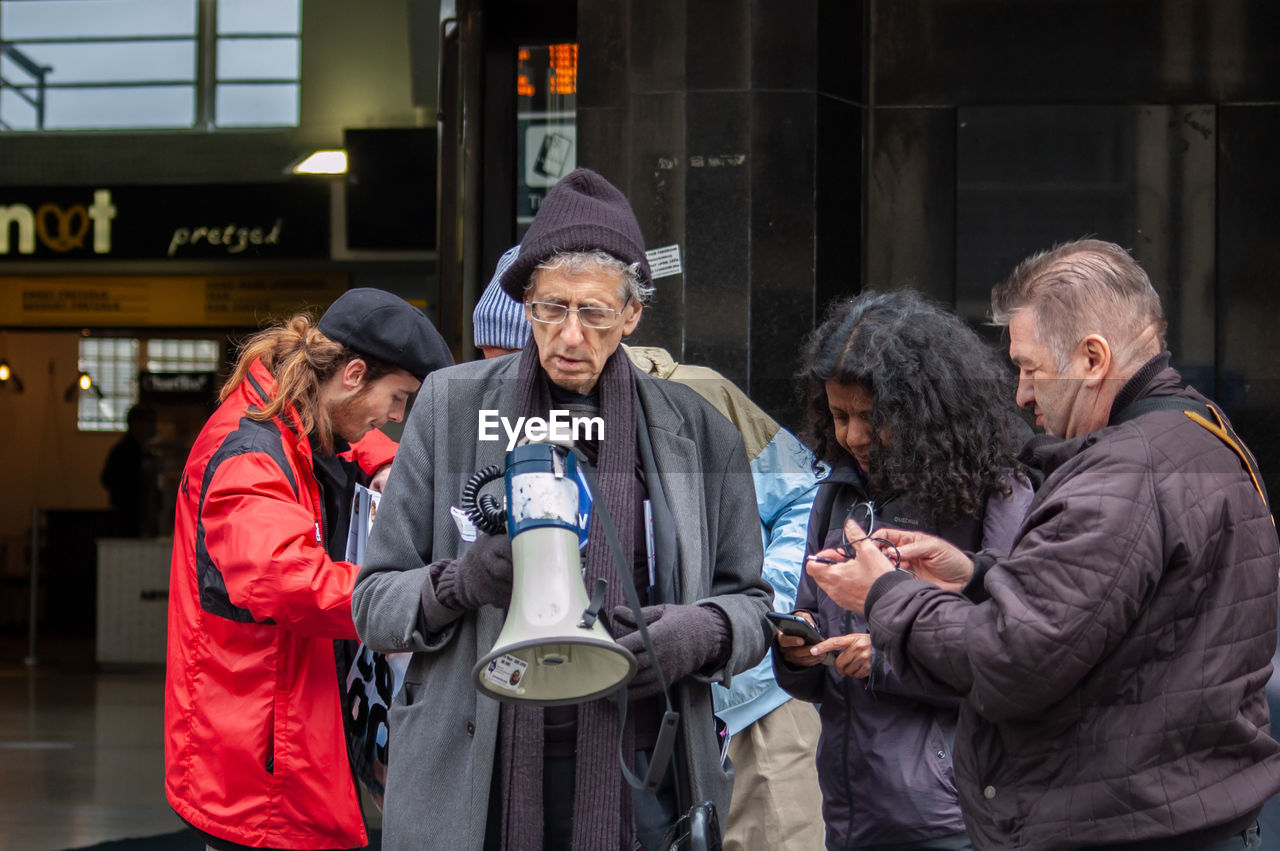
top-left (0, 189), bottom-right (115, 256)
top-left (35, 203), bottom-right (90, 252)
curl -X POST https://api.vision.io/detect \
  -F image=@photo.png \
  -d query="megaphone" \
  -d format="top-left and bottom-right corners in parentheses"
top-left (464, 441), bottom-right (637, 705)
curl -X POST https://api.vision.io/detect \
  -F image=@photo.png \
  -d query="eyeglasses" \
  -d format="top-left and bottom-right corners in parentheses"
top-left (848, 501), bottom-right (875, 539)
top-left (811, 500), bottom-right (904, 571)
top-left (830, 501), bottom-right (882, 559)
top-left (527, 301), bottom-right (627, 330)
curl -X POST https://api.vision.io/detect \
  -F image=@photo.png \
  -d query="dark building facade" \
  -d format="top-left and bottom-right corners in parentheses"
top-left (541, 0), bottom-right (1280, 495)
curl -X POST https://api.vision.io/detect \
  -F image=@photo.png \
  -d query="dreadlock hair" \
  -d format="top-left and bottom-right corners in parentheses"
top-left (797, 289), bottom-right (1024, 525)
top-left (221, 312), bottom-right (395, 453)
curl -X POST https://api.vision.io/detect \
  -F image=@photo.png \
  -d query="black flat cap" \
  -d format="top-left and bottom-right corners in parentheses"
top-left (318, 288), bottom-right (453, 380)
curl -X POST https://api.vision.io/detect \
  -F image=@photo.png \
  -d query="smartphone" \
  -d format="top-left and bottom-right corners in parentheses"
top-left (766, 612), bottom-right (835, 666)
top-left (765, 611), bottom-right (825, 644)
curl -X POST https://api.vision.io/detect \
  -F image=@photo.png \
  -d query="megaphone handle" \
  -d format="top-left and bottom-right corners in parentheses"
top-left (579, 577), bottom-right (608, 629)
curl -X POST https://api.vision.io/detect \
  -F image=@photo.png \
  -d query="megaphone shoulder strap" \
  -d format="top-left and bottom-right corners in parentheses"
top-left (573, 451), bottom-right (681, 797)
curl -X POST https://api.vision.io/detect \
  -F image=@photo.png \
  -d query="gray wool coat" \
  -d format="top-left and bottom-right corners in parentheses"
top-left (352, 353), bottom-right (772, 851)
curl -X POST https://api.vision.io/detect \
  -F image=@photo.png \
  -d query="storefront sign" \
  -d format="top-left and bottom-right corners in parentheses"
top-left (0, 274), bottom-right (350, 327)
top-left (140, 371), bottom-right (216, 403)
top-left (0, 183), bottom-right (330, 261)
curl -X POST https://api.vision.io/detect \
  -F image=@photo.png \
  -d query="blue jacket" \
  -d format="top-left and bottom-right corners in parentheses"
top-left (623, 346), bottom-right (819, 735)
top-left (712, 428), bottom-right (818, 734)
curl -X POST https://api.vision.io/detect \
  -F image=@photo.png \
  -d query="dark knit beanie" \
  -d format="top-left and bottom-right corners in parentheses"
top-left (498, 167), bottom-right (651, 301)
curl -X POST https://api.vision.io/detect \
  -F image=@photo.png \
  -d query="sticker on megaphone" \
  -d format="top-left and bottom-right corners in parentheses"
top-left (483, 654), bottom-right (529, 693)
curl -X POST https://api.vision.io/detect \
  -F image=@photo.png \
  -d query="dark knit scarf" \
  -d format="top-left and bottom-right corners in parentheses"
top-left (496, 338), bottom-right (639, 851)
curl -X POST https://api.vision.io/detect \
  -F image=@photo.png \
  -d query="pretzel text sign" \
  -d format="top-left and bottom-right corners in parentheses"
top-left (0, 183), bottom-right (329, 261)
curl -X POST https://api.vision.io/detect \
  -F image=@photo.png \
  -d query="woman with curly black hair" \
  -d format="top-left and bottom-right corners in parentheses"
top-left (773, 289), bottom-right (1034, 851)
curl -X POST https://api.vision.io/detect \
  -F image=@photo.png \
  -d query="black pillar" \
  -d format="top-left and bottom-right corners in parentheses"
top-left (578, 0), bottom-right (861, 425)
top-left (576, 0), bottom-right (1280, 450)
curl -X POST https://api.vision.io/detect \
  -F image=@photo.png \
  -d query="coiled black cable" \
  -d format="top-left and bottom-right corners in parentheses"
top-left (460, 465), bottom-right (506, 535)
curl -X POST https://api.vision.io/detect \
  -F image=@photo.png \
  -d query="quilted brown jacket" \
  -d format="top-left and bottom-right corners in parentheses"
top-left (865, 354), bottom-right (1280, 849)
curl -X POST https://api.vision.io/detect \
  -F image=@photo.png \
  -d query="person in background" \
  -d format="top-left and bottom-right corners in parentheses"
top-left (471, 246), bottom-right (527, 360)
top-left (806, 239), bottom-right (1280, 849)
top-left (472, 253), bottom-right (827, 850)
top-left (165, 288), bottom-right (452, 851)
top-left (353, 168), bottom-right (772, 851)
top-left (100, 402), bottom-right (157, 537)
top-left (773, 290), bottom-right (1034, 851)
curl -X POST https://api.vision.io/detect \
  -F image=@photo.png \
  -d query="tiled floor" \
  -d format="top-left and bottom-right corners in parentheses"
top-left (0, 633), bottom-right (383, 851)
top-left (8, 636), bottom-right (1280, 850)
top-left (0, 635), bottom-right (186, 850)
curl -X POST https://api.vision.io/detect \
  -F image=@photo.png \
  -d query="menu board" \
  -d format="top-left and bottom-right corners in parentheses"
top-left (0, 274), bottom-right (350, 327)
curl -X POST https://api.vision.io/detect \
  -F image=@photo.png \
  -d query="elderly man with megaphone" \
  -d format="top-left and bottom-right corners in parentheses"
top-left (353, 167), bottom-right (773, 851)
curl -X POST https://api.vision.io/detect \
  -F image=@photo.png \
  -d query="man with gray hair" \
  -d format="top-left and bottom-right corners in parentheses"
top-left (472, 250), bottom-right (827, 850)
top-left (804, 238), bottom-right (1280, 849)
top-left (353, 168), bottom-right (771, 850)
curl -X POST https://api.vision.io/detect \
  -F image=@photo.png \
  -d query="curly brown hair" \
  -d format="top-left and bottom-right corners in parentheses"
top-left (797, 290), bottom-right (1025, 524)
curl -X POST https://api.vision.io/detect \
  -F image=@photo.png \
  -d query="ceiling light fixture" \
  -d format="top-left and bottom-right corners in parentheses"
top-left (289, 149), bottom-right (348, 175)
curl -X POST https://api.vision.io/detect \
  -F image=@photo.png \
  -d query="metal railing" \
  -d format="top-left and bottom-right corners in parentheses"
top-left (0, 42), bottom-right (52, 130)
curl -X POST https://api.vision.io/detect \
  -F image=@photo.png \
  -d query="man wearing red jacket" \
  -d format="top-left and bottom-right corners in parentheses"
top-left (165, 288), bottom-right (452, 850)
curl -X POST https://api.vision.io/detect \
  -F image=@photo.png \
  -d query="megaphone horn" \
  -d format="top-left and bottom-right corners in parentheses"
top-left (468, 441), bottom-right (636, 705)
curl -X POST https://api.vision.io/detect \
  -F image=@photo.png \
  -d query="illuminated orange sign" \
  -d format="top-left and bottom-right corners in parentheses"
top-left (516, 43), bottom-right (578, 97)
top-left (550, 43), bottom-right (577, 95)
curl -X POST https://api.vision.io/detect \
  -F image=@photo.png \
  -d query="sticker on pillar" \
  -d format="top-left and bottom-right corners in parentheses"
top-left (524, 125), bottom-right (577, 187)
top-left (646, 244), bottom-right (683, 280)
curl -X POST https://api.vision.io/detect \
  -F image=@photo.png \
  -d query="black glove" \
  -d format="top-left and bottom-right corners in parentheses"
top-left (430, 533), bottom-right (514, 612)
top-left (610, 603), bottom-right (731, 699)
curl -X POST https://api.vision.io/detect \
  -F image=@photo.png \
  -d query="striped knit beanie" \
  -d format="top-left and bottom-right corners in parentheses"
top-left (497, 167), bottom-right (651, 301)
top-left (473, 246), bottom-right (531, 351)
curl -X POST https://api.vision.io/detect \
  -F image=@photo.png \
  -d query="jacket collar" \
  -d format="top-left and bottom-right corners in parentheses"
top-left (632, 366), bottom-right (686, 435)
top-left (1021, 351), bottom-right (1184, 477)
top-left (241, 358), bottom-right (276, 410)
top-left (1019, 432), bottom-right (1088, 479)
top-left (623, 344), bottom-right (679, 380)
top-left (1108, 351), bottom-right (1180, 423)
top-left (241, 358), bottom-right (310, 460)
top-left (819, 454), bottom-right (870, 491)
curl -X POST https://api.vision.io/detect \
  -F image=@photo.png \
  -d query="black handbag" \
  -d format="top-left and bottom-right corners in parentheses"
top-left (660, 800), bottom-right (722, 851)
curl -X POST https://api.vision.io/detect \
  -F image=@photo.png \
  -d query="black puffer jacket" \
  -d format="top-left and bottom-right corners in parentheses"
top-left (866, 354), bottom-right (1280, 849)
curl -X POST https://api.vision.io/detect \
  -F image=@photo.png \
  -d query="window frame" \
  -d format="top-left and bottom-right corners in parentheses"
top-left (0, 0), bottom-right (300, 133)
top-left (76, 336), bottom-right (140, 433)
top-left (76, 334), bottom-right (222, 432)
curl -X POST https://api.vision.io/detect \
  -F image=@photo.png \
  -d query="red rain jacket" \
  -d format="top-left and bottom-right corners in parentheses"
top-left (165, 359), bottom-right (395, 849)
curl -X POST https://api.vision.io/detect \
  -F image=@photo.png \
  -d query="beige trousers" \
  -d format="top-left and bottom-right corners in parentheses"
top-left (722, 698), bottom-right (826, 851)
